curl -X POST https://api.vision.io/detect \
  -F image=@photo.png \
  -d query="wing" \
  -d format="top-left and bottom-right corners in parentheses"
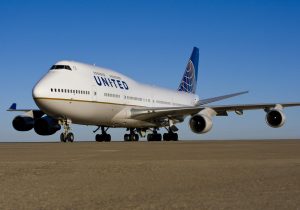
top-left (130, 103), bottom-right (300, 121)
top-left (131, 91), bottom-right (249, 120)
top-left (7, 103), bottom-right (44, 118)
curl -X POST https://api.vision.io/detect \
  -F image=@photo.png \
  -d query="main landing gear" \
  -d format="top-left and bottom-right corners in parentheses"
top-left (94, 126), bottom-right (111, 142)
top-left (163, 131), bottom-right (178, 141)
top-left (147, 128), bottom-right (179, 141)
top-left (124, 128), bottom-right (139, 141)
top-left (147, 129), bottom-right (162, 141)
top-left (60, 120), bottom-right (74, 143)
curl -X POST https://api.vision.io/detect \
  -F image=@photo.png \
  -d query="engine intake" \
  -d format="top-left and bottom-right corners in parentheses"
top-left (189, 114), bottom-right (213, 134)
top-left (12, 115), bottom-right (34, 131)
top-left (34, 116), bottom-right (61, 136)
top-left (266, 109), bottom-right (286, 128)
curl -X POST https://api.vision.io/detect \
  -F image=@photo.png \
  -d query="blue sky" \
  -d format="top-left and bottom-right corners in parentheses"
top-left (1, 0), bottom-right (300, 141)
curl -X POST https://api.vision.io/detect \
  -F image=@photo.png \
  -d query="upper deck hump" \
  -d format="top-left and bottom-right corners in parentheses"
top-left (54, 60), bottom-right (135, 83)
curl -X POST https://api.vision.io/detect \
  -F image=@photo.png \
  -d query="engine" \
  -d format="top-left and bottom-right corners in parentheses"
top-left (266, 109), bottom-right (286, 128)
top-left (189, 114), bottom-right (213, 134)
top-left (34, 116), bottom-right (61, 136)
top-left (12, 115), bottom-right (34, 131)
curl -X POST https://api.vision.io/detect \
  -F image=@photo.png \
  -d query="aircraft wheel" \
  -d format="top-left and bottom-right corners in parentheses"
top-left (134, 134), bottom-right (139, 141)
top-left (163, 133), bottom-right (178, 141)
top-left (163, 133), bottom-right (170, 141)
top-left (124, 134), bottom-right (130, 141)
top-left (67, 133), bottom-right (74, 142)
top-left (147, 134), bottom-right (153, 141)
top-left (172, 133), bottom-right (178, 141)
top-left (60, 133), bottom-right (67, 142)
top-left (96, 134), bottom-right (102, 142)
top-left (105, 134), bottom-right (111, 142)
top-left (155, 133), bottom-right (162, 141)
top-left (148, 133), bottom-right (161, 141)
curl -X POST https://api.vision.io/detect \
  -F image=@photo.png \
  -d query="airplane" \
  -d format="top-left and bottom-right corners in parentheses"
top-left (8, 47), bottom-right (300, 142)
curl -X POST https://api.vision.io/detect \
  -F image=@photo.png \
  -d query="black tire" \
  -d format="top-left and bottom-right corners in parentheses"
top-left (134, 134), bottom-right (139, 141)
top-left (95, 134), bottom-right (102, 142)
top-left (155, 134), bottom-right (162, 141)
top-left (163, 133), bottom-right (170, 141)
top-left (172, 133), bottom-right (178, 141)
top-left (105, 134), bottom-right (111, 142)
top-left (60, 133), bottom-right (66, 142)
top-left (124, 134), bottom-right (130, 141)
top-left (147, 134), bottom-right (153, 141)
top-left (67, 133), bottom-right (74, 142)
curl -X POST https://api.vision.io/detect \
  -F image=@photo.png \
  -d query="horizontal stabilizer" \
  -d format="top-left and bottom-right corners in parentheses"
top-left (7, 103), bottom-right (44, 118)
top-left (8, 103), bottom-right (17, 111)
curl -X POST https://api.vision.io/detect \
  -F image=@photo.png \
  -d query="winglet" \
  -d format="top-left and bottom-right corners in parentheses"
top-left (178, 47), bottom-right (199, 94)
top-left (8, 103), bottom-right (17, 111)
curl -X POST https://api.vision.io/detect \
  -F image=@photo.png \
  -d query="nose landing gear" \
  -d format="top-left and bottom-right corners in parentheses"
top-left (60, 119), bottom-right (74, 142)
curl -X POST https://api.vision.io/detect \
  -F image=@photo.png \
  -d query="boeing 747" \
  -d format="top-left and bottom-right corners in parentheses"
top-left (8, 47), bottom-right (300, 142)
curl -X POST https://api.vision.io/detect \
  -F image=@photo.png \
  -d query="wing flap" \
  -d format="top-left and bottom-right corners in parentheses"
top-left (209, 102), bottom-right (300, 112)
top-left (131, 106), bottom-right (203, 121)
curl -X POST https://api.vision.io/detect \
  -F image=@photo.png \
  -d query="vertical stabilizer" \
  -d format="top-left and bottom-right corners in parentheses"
top-left (178, 47), bottom-right (199, 94)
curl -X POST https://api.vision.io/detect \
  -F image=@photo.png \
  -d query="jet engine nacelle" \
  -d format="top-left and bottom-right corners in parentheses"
top-left (12, 115), bottom-right (34, 131)
top-left (266, 109), bottom-right (286, 128)
top-left (34, 116), bottom-right (61, 136)
top-left (189, 114), bottom-right (213, 134)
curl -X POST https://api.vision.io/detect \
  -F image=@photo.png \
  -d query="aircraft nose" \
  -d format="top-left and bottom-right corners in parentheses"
top-left (32, 81), bottom-right (44, 99)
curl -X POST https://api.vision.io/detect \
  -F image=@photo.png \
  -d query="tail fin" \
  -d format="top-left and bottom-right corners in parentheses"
top-left (178, 47), bottom-right (199, 94)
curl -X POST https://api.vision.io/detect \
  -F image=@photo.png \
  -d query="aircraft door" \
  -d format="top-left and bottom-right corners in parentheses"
top-left (91, 85), bottom-right (97, 101)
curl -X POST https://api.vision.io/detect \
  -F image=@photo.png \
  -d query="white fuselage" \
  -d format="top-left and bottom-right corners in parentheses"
top-left (32, 61), bottom-right (199, 128)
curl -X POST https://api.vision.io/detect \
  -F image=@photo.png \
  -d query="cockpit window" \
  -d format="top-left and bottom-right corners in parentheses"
top-left (50, 65), bottom-right (72, 70)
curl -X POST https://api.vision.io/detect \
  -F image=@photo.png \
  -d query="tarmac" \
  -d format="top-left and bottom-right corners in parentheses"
top-left (0, 140), bottom-right (299, 210)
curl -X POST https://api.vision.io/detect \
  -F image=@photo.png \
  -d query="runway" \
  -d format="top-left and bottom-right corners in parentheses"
top-left (0, 140), bottom-right (299, 209)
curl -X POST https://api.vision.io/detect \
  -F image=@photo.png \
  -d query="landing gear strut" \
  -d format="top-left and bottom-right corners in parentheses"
top-left (60, 119), bottom-right (74, 142)
top-left (147, 128), bottom-right (162, 141)
top-left (124, 128), bottom-right (139, 141)
top-left (95, 126), bottom-right (111, 142)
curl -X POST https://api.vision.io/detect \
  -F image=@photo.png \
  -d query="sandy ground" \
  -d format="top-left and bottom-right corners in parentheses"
top-left (0, 140), bottom-right (299, 210)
